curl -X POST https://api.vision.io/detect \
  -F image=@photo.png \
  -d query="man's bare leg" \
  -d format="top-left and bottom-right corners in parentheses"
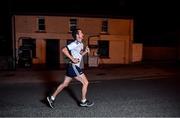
top-left (52, 76), bottom-right (72, 98)
top-left (75, 74), bottom-right (94, 107)
top-left (47, 76), bottom-right (72, 108)
top-left (74, 74), bottom-right (89, 101)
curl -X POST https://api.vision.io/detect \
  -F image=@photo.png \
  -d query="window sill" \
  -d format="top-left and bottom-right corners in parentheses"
top-left (100, 32), bottom-right (109, 35)
top-left (35, 31), bottom-right (46, 33)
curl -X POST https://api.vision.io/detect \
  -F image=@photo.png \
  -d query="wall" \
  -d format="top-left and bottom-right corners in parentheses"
top-left (132, 43), bottom-right (143, 62)
top-left (143, 47), bottom-right (177, 61)
top-left (109, 19), bottom-right (132, 35)
top-left (14, 15), bottom-right (135, 66)
top-left (99, 35), bottom-right (131, 64)
top-left (15, 16), bottom-right (37, 33)
top-left (88, 34), bottom-right (132, 64)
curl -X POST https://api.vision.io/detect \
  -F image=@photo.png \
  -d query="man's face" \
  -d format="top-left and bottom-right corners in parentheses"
top-left (77, 30), bottom-right (84, 41)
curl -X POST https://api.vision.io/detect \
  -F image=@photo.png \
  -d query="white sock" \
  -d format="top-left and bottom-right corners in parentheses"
top-left (81, 99), bottom-right (87, 103)
top-left (51, 96), bottom-right (55, 101)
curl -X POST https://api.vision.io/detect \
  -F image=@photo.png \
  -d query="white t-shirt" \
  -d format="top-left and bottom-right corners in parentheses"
top-left (67, 40), bottom-right (84, 67)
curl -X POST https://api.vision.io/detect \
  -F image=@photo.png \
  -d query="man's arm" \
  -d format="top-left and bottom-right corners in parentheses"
top-left (80, 46), bottom-right (90, 56)
top-left (62, 47), bottom-right (79, 64)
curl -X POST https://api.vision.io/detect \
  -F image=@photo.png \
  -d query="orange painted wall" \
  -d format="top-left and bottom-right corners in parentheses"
top-left (98, 35), bottom-right (131, 64)
top-left (132, 43), bottom-right (143, 62)
top-left (109, 19), bottom-right (132, 35)
top-left (15, 16), bottom-right (37, 33)
top-left (14, 15), bottom-right (137, 65)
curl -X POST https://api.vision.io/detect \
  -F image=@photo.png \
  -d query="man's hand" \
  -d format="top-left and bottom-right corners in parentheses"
top-left (80, 46), bottom-right (90, 56)
top-left (71, 58), bottom-right (80, 64)
top-left (85, 46), bottom-right (90, 54)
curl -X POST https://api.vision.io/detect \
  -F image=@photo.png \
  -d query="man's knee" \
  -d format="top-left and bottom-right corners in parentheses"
top-left (63, 82), bottom-right (69, 87)
top-left (83, 80), bottom-right (89, 87)
top-left (82, 76), bottom-right (89, 86)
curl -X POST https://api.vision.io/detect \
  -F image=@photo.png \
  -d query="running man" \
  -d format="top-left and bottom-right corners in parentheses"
top-left (46, 28), bottom-right (94, 108)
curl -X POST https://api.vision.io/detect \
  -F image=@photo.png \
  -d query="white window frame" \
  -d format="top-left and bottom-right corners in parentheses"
top-left (101, 18), bottom-right (108, 33)
top-left (37, 16), bottom-right (45, 32)
top-left (69, 18), bottom-right (77, 32)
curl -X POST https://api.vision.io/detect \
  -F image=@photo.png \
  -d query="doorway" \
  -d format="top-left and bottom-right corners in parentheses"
top-left (46, 39), bottom-right (60, 69)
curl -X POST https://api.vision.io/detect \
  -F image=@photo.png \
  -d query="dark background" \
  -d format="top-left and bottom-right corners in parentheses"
top-left (0, 0), bottom-right (180, 56)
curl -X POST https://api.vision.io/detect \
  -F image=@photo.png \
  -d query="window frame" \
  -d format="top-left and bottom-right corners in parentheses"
top-left (101, 19), bottom-right (108, 33)
top-left (69, 18), bottom-right (77, 32)
top-left (21, 38), bottom-right (36, 58)
top-left (37, 16), bottom-right (46, 32)
top-left (98, 40), bottom-right (109, 58)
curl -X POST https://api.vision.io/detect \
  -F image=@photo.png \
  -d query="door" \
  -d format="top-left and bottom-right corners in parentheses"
top-left (46, 39), bottom-right (60, 69)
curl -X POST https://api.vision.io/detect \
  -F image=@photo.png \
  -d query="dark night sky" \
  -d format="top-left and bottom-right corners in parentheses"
top-left (0, 0), bottom-right (180, 55)
top-left (9, 0), bottom-right (132, 17)
top-left (5, 0), bottom-right (180, 31)
top-left (10, 0), bottom-right (180, 32)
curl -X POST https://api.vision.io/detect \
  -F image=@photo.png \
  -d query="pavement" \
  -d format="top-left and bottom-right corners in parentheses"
top-left (0, 62), bottom-right (180, 117)
top-left (0, 62), bottom-right (180, 84)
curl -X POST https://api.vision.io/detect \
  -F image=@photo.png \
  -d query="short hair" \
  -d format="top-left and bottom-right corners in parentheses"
top-left (71, 28), bottom-right (81, 40)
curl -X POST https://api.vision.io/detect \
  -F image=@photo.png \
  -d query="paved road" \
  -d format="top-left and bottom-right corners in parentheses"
top-left (0, 77), bottom-right (180, 117)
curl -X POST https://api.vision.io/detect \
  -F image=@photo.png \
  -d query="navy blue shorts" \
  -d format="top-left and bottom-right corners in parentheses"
top-left (66, 63), bottom-right (83, 77)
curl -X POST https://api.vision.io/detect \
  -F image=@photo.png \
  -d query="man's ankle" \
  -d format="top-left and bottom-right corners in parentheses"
top-left (51, 96), bottom-right (55, 101)
top-left (81, 99), bottom-right (87, 103)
